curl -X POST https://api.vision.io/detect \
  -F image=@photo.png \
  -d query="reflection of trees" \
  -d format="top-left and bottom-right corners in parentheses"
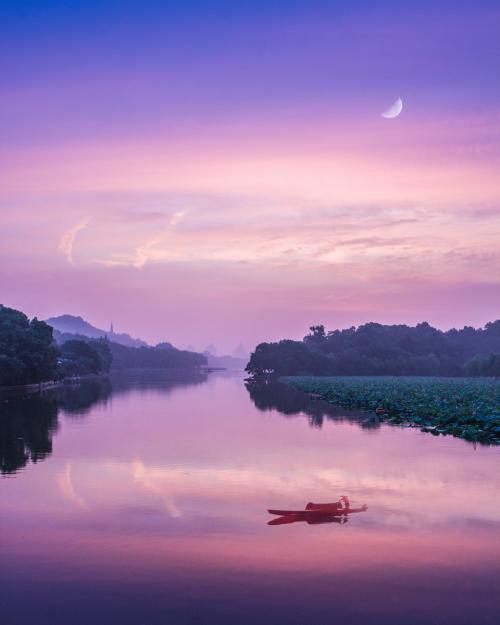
top-left (59, 378), bottom-right (113, 417)
top-left (58, 371), bottom-right (208, 417)
top-left (108, 369), bottom-right (208, 396)
top-left (0, 394), bottom-right (59, 475)
top-left (245, 379), bottom-right (378, 430)
top-left (1, 371), bottom-right (209, 475)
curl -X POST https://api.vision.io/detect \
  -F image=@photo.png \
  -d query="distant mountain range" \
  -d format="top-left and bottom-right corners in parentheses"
top-left (45, 315), bottom-right (148, 348)
top-left (46, 314), bottom-right (248, 369)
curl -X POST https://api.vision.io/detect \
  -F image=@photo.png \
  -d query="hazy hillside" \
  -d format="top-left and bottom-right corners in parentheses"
top-left (52, 329), bottom-right (206, 370)
top-left (46, 315), bottom-right (147, 348)
top-left (203, 352), bottom-right (246, 370)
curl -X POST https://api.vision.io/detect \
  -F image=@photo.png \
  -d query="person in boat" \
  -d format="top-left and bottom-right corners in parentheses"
top-left (305, 495), bottom-right (350, 512)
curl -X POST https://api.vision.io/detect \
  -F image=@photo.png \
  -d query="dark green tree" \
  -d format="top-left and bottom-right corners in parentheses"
top-left (246, 320), bottom-right (500, 378)
top-left (0, 305), bottom-right (58, 386)
top-left (59, 340), bottom-right (107, 376)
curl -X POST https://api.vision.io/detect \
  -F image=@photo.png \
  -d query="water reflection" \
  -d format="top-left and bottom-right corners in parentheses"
top-left (1, 374), bottom-right (500, 625)
top-left (0, 371), bottom-right (207, 475)
top-left (246, 378), bottom-right (375, 428)
top-left (59, 378), bottom-right (112, 417)
top-left (0, 394), bottom-right (59, 475)
top-left (108, 369), bottom-right (208, 394)
top-left (0, 379), bottom-right (113, 475)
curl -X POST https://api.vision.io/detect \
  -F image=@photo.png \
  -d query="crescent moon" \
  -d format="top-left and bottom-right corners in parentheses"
top-left (382, 98), bottom-right (403, 119)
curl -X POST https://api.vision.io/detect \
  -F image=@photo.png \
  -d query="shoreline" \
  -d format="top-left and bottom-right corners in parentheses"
top-left (0, 367), bottom-right (222, 398)
top-left (279, 375), bottom-right (500, 445)
top-left (0, 374), bottom-right (108, 398)
top-left (0, 380), bottom-right (65, 396)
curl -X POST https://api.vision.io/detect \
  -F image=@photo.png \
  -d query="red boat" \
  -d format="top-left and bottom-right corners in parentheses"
top-left (267, 496), bottom-right (367, 525)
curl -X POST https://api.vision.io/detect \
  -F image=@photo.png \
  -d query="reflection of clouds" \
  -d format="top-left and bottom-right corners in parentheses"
top-left (309, 469), bottom-right (500, 526)
top-left (47, 426), bottom-right (500, 530)
top-left (57, 463), bottom-right (87, 510)
top-left (132, 459), bottom-right (182, 517)
top-left (123, 461), bottom-right (500, 527)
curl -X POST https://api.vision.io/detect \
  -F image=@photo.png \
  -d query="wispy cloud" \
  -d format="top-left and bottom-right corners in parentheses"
top-left (58, 217), bottom-right (91, 264)
top-left (104, 211), bottom-right (186, 268)
top-left (57, 463), bottom-right (87, 510)
top-left (85, 200), bottom-right (498, 284)
top-left (169, 211), bottom-right (185, 227)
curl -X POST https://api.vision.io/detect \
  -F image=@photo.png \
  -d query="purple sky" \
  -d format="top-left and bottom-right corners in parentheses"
top-left (1, 0), bottom-right (499, 351)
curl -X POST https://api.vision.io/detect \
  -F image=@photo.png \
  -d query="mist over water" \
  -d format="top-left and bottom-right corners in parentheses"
top-left (1, 372), bottom-right (499, 625)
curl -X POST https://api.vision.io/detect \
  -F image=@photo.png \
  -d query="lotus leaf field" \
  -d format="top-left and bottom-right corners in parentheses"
top-left (283, 376), bottom-right (500, 444)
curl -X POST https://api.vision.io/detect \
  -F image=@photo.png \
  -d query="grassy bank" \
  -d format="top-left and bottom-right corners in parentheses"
top-left (282, 376), bottom-right (500, 445)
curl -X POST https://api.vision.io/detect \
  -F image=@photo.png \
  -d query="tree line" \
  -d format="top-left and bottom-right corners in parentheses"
top-left (245, 321), bottom-right (500, 378)
top-left (0, 305), bottom-right (60, 386)
top-left (0, 305), bottom-right (206, 387)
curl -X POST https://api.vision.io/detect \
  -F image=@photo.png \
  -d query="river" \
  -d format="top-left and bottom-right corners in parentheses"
top-left (1, 372), bottom-right (499, 625)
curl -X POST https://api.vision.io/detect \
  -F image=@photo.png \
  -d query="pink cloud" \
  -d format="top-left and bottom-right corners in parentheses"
top-left (1, 106), bottom-right (499, 349)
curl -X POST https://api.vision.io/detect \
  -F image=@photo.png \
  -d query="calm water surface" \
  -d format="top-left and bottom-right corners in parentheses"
top-left (1, 372), bottom-right (499, 625)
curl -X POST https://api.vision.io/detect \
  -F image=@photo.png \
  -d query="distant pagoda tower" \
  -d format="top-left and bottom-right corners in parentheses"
top-left (110, 321), bottom-right (114, 335)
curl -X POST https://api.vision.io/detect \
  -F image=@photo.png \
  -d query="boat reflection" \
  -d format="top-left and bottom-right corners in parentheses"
top-left (267, 496), bottom-right (368, 526)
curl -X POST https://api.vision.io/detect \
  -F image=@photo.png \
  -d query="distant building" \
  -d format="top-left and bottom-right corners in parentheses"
top-left (232, 342), bottom-right (248, 358)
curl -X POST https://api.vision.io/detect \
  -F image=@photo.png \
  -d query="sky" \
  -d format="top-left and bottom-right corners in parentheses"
top-left (1, 0), bottom-right (499, 352)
